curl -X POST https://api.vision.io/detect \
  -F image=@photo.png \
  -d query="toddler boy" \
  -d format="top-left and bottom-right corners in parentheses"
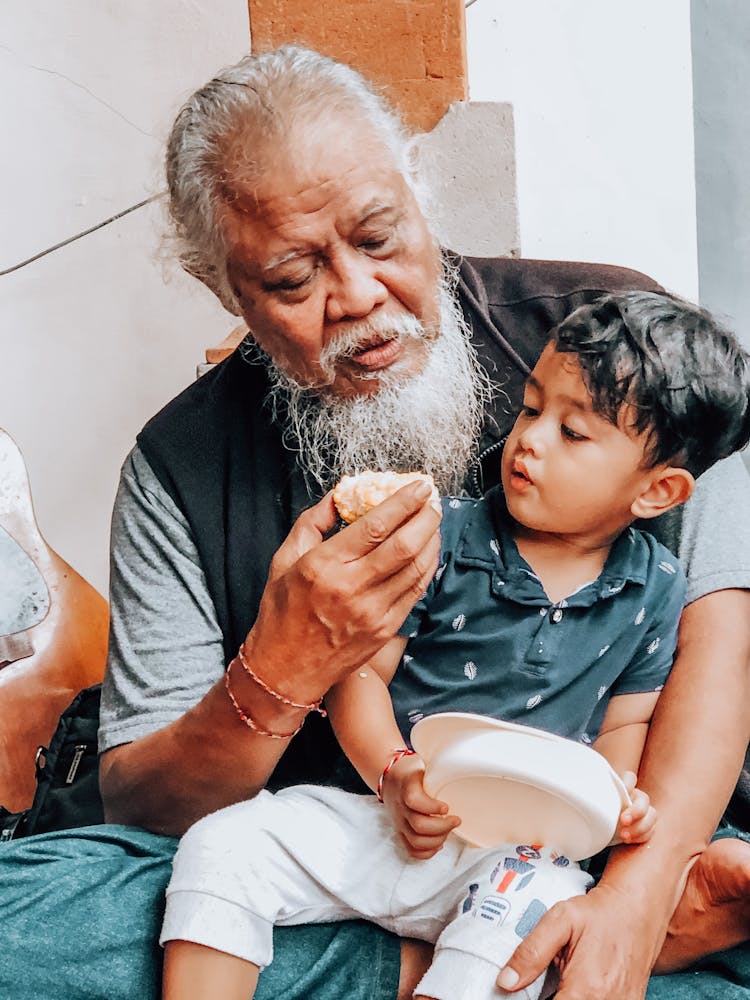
top-left (160, 292), bottom-right (750, 1000)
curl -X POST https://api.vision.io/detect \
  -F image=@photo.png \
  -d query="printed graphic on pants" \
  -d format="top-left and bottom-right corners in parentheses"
top-left (475, 894), bottom-right (512, 926)
top-left (515, 898), bottom-right (547, 938)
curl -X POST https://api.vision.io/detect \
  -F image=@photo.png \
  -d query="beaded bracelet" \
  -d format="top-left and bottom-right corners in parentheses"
top-left (376, 748), bottom-right (416, 802)
top-left (238, 642), bottom-right (326, 717)
top-left (224, 658), bottom-right (303, 739)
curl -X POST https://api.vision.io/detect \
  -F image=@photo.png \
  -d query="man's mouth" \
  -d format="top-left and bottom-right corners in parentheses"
top-left (347, 336), bottom-right (404, 371)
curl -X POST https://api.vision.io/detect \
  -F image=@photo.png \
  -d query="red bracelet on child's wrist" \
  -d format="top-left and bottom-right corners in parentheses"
top-left (376, 748), bottom-right (416, 802)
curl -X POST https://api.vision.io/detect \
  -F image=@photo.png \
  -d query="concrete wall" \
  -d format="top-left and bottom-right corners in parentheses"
top-left (691, 0), bottom-right (750, 350)
top-left (465, 0), bottom-right (699, 299)
top-left (2, 2), bottom-right (250, 593)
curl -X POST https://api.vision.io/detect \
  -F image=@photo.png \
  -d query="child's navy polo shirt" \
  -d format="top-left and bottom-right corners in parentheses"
top-left (394, 488), bottom-right (687, 746)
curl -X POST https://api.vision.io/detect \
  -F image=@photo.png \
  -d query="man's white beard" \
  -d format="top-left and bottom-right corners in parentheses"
top-left (241, 275), bottom-right (493, 495)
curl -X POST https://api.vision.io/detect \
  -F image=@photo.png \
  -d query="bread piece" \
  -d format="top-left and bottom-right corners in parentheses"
top-left (333, 471), bottom-right (438, 524)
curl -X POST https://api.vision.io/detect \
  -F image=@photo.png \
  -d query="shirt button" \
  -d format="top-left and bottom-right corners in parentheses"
top-left (539, 608), bottom-right (548, 617)
top-left (551, 608), bottom-right (564, 623)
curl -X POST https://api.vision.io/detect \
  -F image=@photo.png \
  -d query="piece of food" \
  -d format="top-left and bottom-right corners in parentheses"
top-left (333, 470), bottom-right (439, 523)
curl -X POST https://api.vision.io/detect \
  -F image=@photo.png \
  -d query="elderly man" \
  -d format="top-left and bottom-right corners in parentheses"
top-left (3, 45), bottom-right (750, 1000)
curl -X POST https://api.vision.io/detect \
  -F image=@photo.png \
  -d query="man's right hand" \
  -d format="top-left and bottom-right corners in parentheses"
top-left (496, 877), bottom-right (665, 999)
top-left (244, 479), bottom-right (442, 706)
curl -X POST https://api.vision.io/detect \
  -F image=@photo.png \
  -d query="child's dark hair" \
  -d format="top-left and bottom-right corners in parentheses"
top-left (551, 291), bottom-right (750, 477)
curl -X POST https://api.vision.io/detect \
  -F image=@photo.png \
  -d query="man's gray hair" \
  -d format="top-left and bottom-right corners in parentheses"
top-left (165, 45), bottom-right (423, 312)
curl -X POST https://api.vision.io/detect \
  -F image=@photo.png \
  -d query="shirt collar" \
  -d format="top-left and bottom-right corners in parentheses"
top-left (454, 486), bottom-right (650, 606)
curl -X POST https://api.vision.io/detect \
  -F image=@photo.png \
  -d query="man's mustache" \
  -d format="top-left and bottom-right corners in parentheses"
top-left (318, 313), bottom-right (428, 380)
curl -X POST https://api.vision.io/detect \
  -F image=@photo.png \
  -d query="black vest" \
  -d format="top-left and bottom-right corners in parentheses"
top-left (137, 254), bottom-right (660, 790)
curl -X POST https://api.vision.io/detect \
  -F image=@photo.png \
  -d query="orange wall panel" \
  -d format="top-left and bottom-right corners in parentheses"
top-left (248, 0), bottom-right (468, 132)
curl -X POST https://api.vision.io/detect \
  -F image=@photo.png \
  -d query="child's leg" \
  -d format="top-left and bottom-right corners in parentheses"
top-left (414, 846), bottom-right (593, 1000)
top-left (163, 940), bottom-right (259, 1000)
top-left (160, 785), bottom-right (435, 999)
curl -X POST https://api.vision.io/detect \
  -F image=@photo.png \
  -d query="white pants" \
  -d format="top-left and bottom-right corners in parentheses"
top-left (161, 786), bottom-right (592, 1000)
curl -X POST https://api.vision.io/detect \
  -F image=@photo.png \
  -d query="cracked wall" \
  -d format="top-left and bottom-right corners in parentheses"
top-left (1, 2), bottom-right (251, 592)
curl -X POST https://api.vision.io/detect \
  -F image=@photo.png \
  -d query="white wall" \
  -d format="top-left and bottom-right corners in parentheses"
top-left (2, 2), bottom-right (250, 593)
top-left (691, 0), bottom-right (750, 350)
top-left (465, 0), bottom-right (699, 298)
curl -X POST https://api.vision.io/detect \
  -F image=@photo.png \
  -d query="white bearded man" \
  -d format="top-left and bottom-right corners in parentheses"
top-left (2, 45), bottom-right (750, 1000)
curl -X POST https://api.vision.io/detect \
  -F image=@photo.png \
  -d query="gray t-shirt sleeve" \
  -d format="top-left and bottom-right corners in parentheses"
top-left (647, 453), bottom-right (750, 605)
top-left (98, 446), bottom-right (225, 754)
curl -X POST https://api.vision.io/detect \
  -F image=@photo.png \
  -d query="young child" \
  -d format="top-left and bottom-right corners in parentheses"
top-left (160, 291), bottom-right (750, 1000)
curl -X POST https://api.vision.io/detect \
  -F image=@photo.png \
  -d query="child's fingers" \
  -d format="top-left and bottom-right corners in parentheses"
top-left (621, 770), bottom-right (638, 796)
top-left (618, 787), bottom-right (656, 843)
top-left (621, 786), bottom-right (650, 824)
top-left (619, 803), bottom-right (657, 843)
top-left (403, 806), bottom-right (461, 839)
top-left (617, 777), bottom-right (646, 828)
top-left (401, 827), bottom-right (453, 859)
top-left (401, 775), bottom-right (452, 818)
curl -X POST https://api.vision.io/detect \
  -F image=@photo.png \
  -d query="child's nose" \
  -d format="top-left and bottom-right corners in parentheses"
top-left (518, 422), bottom-right (544, 455)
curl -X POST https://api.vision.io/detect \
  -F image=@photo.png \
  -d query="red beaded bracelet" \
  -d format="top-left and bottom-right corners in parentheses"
top-left (376, 748), bottom-right (416, 802)
top-left (238, 642), bottom-right (326, 716)
top-left (225, 658), bottom-right (303, 739)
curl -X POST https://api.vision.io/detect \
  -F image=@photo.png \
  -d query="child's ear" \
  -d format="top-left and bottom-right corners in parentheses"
top-left (630, 466), bottom-right (695, 520)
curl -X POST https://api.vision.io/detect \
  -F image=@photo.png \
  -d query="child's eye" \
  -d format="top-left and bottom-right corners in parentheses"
top-left (561, 424), bottom-right (587, 442)
top-left (521, 405), bottom-right (539, 417)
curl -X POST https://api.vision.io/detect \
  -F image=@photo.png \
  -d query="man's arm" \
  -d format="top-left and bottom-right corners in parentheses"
top-left (100, 461), bottom-right (441, 836)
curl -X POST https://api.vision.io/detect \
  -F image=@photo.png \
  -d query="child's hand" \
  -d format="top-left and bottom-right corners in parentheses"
top-left (381, 753), bottom-right (461, 859)
top-left (615, 771), bottom-right (657, 844)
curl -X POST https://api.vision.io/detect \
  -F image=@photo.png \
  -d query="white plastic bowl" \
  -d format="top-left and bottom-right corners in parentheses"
top-left (411, 712), bottom-right (630, 861)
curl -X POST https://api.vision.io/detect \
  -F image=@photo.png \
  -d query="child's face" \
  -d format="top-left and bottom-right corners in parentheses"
top-left (501, 344), bottom-right (654, 540)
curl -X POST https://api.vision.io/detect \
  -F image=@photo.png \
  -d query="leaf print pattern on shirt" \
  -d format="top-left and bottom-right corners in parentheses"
top-left (489, 538), bottom-right (500, 556)
top-left (598, 645), bottom-right (610, 658)
top-left (647, 637), bottom-right (661, 655)
top-left (452, 614), bottom-right (467, 631)
top-left (449, 498), bottom-right (462, 509)
top-left (634, 607), bottom-right (646, 626)
top-left (526, 694), bottom-right (542, 710)
top-left (658, 561), bottom-right (677, 575)
top-left (464, 661), bottom-right (478, 680)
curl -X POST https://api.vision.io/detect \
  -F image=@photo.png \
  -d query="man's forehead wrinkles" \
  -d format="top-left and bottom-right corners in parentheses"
top-left (251, 161), bottom-right (387, 212)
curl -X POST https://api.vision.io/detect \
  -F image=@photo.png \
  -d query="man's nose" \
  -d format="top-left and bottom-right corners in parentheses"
top-left (325, 251), bottom-right (388, 322)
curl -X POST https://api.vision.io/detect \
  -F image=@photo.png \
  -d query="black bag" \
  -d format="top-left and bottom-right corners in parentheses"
top-left (0, 684), bottom-right (104, 842)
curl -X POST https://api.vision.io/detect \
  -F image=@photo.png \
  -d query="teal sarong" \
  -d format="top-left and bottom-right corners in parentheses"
top-left (1, 824), bottom-right (747, 999)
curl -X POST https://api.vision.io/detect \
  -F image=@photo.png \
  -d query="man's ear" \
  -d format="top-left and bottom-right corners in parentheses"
top-left (630, 467), bottom-right (695, 520)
